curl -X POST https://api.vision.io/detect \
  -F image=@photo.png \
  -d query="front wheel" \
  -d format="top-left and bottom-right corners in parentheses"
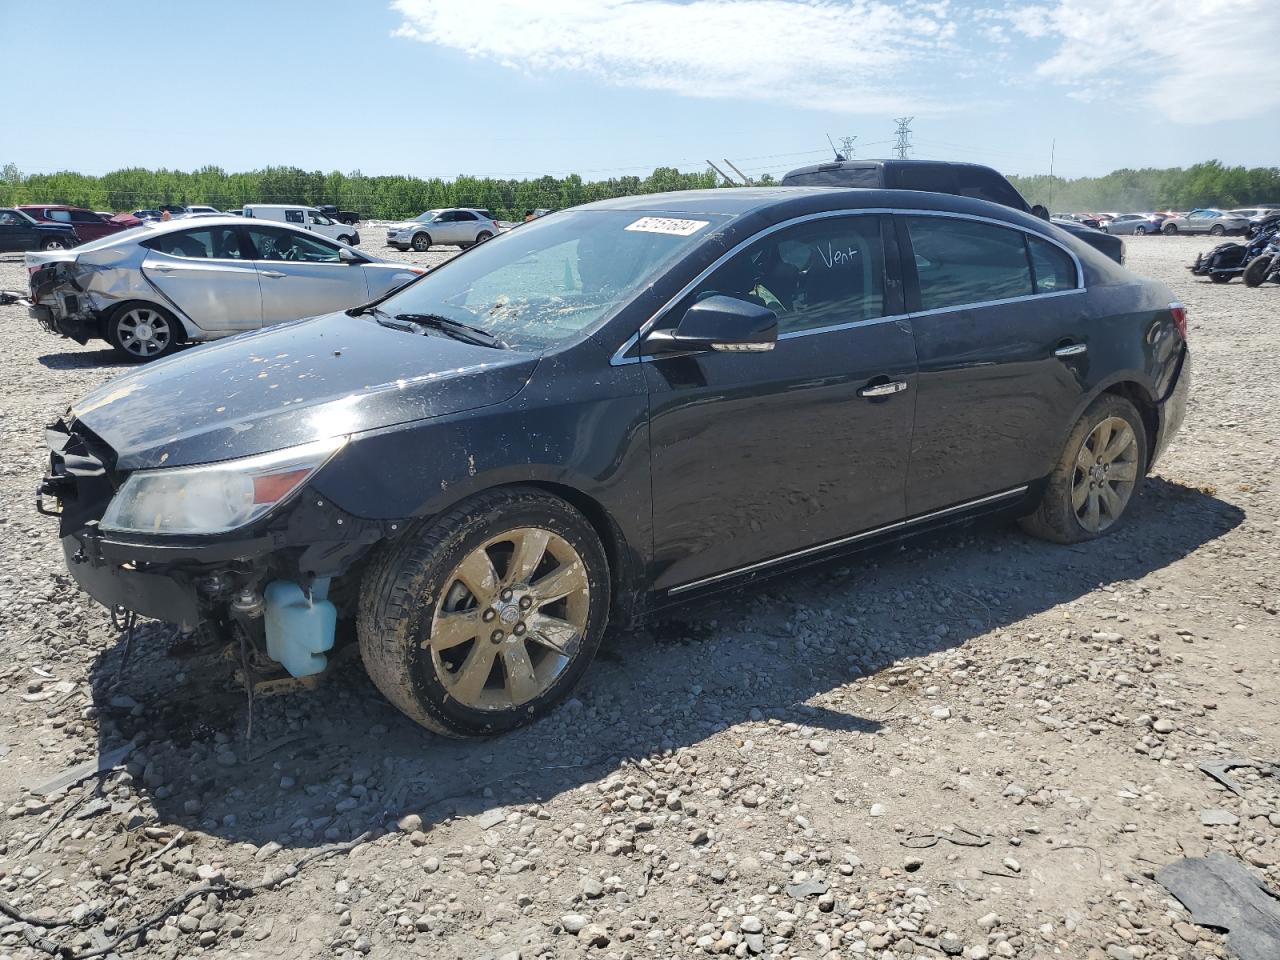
top-left (39, 237), bottom-right (69, 250)
top-left (1209, 224), bottom-right (1226, 236)
top-left (1209, 272), bottom-right (1232, 283)
top-left (1134, 226), bottom-right (1146, 236)
top-left (411, 233), bottom-right (432, 252)
top-left (106, 302), bottom-right (181, 361)
top-left (358, 487), bottom-right (610, 737)
top-left (1019, 395), bottom-right (1147, 544)
top-left (1243, 255), bottom-right (1274, 287)
top-left (338, 234), bottom-right (355, 246)
top-left (1163, 223), bottom-right (1178, 235)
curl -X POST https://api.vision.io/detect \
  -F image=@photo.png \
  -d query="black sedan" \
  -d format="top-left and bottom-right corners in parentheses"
top-left (39, 188), bottom-right (1190, 737)
top-left (0, 208), bottom-right (78, 252)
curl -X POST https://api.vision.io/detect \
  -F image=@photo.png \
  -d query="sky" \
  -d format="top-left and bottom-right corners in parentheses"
top-left (3, 0), bottom-right (1277, 183)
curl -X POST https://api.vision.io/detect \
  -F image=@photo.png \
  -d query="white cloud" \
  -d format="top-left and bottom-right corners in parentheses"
top-left (1000, 0), bottom-right (1280, 123)
top-left (391, 0), bottom-right (960, 114)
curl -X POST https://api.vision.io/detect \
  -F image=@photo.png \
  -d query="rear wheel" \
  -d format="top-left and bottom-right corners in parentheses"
top-left (1209, 224), bottom-right (1226, 236)
top-left (1243, 254), bottom-right (1274, 287)
top-left (358, 487), bottom-right (610, 737)
top-left (1209, 272), bottom-right (1232, 283)
top-left (106, 302), bottom-right (181, 361)
top-left (411, 233), bottom-right (432, 252)
top-left (1134, 225), bottom-right (1147, 236)
top-left (1019, 395), bottom-right (1147, 544)
top-left (1163, 223), bottom-right (1178, 235)
top-left (475, 230), bottom-right (493, 244)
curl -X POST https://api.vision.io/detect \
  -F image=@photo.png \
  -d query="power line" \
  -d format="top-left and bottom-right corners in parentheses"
top-left (893, 117), bottom-right (914, 160)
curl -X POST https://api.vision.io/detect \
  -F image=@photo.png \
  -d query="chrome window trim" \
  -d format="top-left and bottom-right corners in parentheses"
top-left (666, 484), bottom-right (1029, 596)
top-left (609, 207), bottom-right (1085, 366)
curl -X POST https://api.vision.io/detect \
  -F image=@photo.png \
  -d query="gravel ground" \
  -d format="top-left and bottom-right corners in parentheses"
top-left (0, 234), bottom-right (1276, 960)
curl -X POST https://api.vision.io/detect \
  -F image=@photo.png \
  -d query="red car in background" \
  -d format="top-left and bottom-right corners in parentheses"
top-left (17, 205), bottom-right (140, 243)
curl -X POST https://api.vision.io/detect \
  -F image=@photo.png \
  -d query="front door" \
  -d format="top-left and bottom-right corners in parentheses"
top-left (898, 213), bottom-right (1091, 515)
top-left (0, 211), bottom-right (35, 252)
top-left (140, 224), bottom-right (263, 334)
top-left (243, 225), bottom-right (370, 324)
top-left (644, 213), bottom-right (917, 593)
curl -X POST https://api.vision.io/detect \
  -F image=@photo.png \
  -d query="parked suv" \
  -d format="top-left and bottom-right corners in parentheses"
top-left (782, 160), bottom-right (1125, 263)
top-left (0, 208), bottom-right (80, 251)
top-left (385, 208), bottom-right (500, 251)
top-left (39, 188), bottom-right (1189, 737)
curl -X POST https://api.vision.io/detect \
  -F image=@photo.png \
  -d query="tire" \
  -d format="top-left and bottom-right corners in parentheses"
top-left (411, 233), bottom-right (432, 252)
top-left (358, 487), bottom-right (610, 737)
top-left (1163, 223), bottom-right (1177, 235)
top-left (105, 302), bottom-right (181, 362)
top-left (1210, 224), bottom-right (1226, 236)
top-left (338, 235), bottom-right (355, 246)
top-left (1243, 254), bottom-right (1274, 287)
top-left (1019, 394), bottom-right (1148, 545)
top-left (475, 231), bottom-right (493, 244)
top-left (1134, 226), bottom-right (1146, 236)
top-left (1209, 272), bottom-right (1232, 284)
top-left (39, 237), bottom-right (68, 250)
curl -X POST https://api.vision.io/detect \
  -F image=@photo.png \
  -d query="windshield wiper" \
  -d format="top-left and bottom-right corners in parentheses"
top-left (393, 313), bottom-right (508, 349)
top-left (346, 303), bottom-right (386, 318)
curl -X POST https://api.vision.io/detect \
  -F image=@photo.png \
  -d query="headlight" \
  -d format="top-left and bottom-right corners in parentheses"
top-left (100, 437), bottom-right (346, 535)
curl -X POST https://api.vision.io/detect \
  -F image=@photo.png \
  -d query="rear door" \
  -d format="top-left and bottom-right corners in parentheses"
top-left (68, 208), bottom-right (110, 242)
top-left (898, 213), bottom-right (1090, 515)
top-left (643, 213), bottom-right (918, 593)
top-left (244, 225), bottom-right (370, 324)
top-left (141, 225), bottom-right (263, 333)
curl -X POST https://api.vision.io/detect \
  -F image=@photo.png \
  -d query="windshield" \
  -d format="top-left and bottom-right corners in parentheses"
top-left (414, 210), bottom-right (441, 222)
top-left (377, 209), bottom-right (729, 349)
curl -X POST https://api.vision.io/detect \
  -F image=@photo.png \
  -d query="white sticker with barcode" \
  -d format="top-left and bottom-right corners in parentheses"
top-left (625, 216), bottom-right (710, 237)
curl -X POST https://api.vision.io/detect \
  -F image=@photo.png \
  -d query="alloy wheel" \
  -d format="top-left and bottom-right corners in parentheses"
top-left (44, 240), bottom-right (66, 250)
top-left (1071, 416), bottom-right (1139, 533)
top-left (429, 527), bottom-right (590, 710)
top-left (115, 307), bottom-right (173, 358)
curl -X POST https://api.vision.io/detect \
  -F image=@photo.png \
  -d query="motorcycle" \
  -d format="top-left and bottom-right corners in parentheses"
top-left (1190, 213), bottom-right (1280, 283)
top-left (1243, 231), bottom-right (1280, 287)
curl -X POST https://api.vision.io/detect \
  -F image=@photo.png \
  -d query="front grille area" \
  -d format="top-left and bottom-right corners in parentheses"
top-left (42, 418), bottom-right (119, 535)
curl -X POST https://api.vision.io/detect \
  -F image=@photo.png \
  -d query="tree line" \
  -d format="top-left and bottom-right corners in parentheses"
top-left (2, 160), bottom-right (1276, 219)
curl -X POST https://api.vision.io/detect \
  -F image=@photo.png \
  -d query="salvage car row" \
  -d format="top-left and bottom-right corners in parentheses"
top-left (32, 171), bottom-right (1191, 737)
top-left (1056, 206), bottom-right (1280, 236)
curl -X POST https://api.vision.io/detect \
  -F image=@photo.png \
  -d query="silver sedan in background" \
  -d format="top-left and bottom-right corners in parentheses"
top-left (26, 217), bottom-right (425, 361)
top-left (1102, 213), bottom-right (1165, 235)
top-left (1160, 209), bottom-right (1251, 236)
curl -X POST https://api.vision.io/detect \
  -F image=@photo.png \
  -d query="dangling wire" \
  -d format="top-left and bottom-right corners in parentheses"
top-left (113, 606), bottom-right (137, 679)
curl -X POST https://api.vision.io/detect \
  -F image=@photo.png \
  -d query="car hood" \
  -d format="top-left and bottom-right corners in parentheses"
top-left (70, 311), bottom-right (539, 471)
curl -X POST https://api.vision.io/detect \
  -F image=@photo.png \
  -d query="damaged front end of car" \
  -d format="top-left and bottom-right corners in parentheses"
top-left (38, 418), bottom-right (401, 681)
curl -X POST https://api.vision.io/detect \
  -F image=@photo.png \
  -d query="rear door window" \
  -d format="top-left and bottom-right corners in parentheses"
top-left (46, 210), bottom-right (72, 223)
top-left (903, 216), bottom-right (1033, 310)
top-left (144, 227), bottom-right (245, 259)
top-left (284, 209), bottom-right (305, 224)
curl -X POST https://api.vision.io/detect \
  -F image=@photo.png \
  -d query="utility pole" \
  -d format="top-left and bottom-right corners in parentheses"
top-left (1047, 138), bottom-right (1056, 211)
top-left (724, 159), bottom-right (754, 186)
top-left (893, 117), bottom-right (914, 160)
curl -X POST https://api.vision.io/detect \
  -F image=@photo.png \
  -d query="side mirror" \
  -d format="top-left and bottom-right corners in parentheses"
top-left (645, 295), bottom-right (777, 355)
top-left (339, 247), bottom-right (361, 263)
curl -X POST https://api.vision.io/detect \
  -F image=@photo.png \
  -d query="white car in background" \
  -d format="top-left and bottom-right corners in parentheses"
top-left (1160, 209), bottom-right (1251, 236)
top-left (26, 217), bottom-right (423, 361)
top-left (385, 208), bottom-right (500, 251)
top-left (242, 204), bottom-right (361, 246)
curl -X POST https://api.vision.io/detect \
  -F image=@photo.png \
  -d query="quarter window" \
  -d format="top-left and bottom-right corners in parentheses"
top-left (1027, 235), bottom-right (1077, 294)
top-left (904, 216), bottom-right (1033, 310)
top-left (677, 215), bottom-right (887, 335)
top-left (284, 209), bottom-right (305, 224)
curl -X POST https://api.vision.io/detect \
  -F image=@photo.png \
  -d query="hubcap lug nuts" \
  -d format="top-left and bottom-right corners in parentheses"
top-left (491, 630), bottom-right (504, 643)
top-left (482, 608), bottom-right (496, 622)
top-left (514, 623), bottom-right (525, 636)
top-left (500, 588), bottom-right (513, 601)
top-left (519, 596), bottom-right (532, 610)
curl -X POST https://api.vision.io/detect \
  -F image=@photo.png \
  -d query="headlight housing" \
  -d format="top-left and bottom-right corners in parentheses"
top-left (100, 437), bottom-right (346, 535)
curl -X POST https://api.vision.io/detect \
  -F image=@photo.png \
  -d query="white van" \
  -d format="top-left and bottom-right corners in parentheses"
top-left (241, 204), bottom-right (360, 246)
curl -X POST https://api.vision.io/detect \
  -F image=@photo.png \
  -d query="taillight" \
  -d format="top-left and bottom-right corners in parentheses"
top-left (1169, 302), bottom-right (1187, 341)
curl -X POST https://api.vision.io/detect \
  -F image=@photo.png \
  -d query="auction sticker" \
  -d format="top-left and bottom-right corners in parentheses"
top-left (625, 216), bottom-right (710, 236)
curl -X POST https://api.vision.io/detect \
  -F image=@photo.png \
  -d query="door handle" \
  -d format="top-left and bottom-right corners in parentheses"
top-left (260, 270), bottom-right (287, 279)
top-left (1054, 342), bottom-right (1087, 358)
top-left (151, 263), bottom-right (173, 272)
top-left (858, 380), bottom-right (909, 399)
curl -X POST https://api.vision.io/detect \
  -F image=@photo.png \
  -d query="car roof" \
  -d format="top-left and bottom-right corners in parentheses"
top-left (17, 204), bottom-right (84, 211)
top-left (577, 186), bottom-right (1049, 231)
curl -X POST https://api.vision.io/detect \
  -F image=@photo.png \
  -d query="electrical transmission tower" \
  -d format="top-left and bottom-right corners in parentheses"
top-left (893, 117), bottom-right (914, 160)
top-left (839, 136), bottom-right (857, 161)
